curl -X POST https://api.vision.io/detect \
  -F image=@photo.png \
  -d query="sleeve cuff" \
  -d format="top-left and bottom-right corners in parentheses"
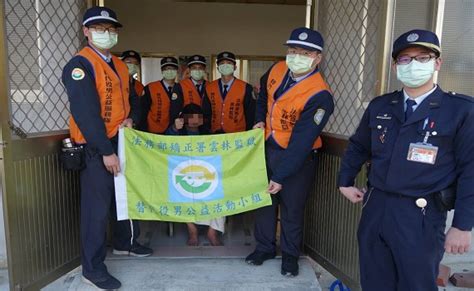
top-left (452, 214), bottom-right (473, 231)
top-left (97, 141), bottom-right (114, 156)
top-left (270, 174), bottom-right (283, 185)
top-left (337, 175), bottom-right (355, 187)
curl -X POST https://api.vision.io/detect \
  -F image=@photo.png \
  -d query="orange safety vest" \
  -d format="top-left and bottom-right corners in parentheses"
top-left (146, 81), bottom-right (171, 134)
top-left (69, 47), bottom-right (130, 144)
top-left (179, 78), bottom-right (204, 106)
top-left (134, 79), bottom-right (144, 96)
top-left (206, 78), bottom-right (247, 133)
top-left (265, 61), bottom-right (330, 149)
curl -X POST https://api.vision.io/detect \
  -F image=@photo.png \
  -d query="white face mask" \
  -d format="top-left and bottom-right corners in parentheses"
top-left (90, 31), bottom-right (118, 50)
top-left (218, 63), bottom-right (235, 76)
top-left (126, 63), bottom-right (139, 76)
top-left (190, 69), bottom-right (205, 81)
top-left (162, 69), bottom-right (177, 80)
top-left (396, 59), bottom-right (435, 88)
top-left (286, 54), bottom-right (315, 74)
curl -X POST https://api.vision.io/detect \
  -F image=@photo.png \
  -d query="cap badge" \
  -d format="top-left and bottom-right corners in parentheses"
top-left (223, 53), bottom-right (228, 57)
top-left (100, 11), bottom-right (110, 17)
top-left (167, 58), bottom-right (171, 62)
top-left (130, 52), bottom-right (135, 55)
top-left (407, 33), bottom-right (419, 42)
top-left (298, 32), bottom-right (308, 41)
top-left (194, 56), bottom-right (199, 60)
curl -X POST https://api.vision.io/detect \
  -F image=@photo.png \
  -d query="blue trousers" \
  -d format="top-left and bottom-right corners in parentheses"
top-left (254, 146), bottom-right (317, 257)
top-left (358, 188), bottom-right (447, 291)
top-left (80, 146), bottom-right (140, 279)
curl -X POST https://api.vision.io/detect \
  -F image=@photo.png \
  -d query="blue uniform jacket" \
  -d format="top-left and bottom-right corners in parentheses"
top-left (338, 86), bottom-right (474, 230)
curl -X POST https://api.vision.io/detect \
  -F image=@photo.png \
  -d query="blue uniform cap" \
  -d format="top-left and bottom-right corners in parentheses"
top-left (120, 50), bottom-right (141, 63)
top-left (217, 51), bottom-right (236, 64)
top-left (392, 29), bottom-right (441, 58)
top-left (285, 27), bottom-right (324, 52)
top-left (83, 6), bottom-right (122, 28)
top-left (161, 57), bottom-right (179, 69)
top-left (187, 55), bottom-right (207, 67)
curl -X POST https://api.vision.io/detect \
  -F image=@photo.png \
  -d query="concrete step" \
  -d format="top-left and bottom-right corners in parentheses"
top-left (43, 257), bottom-right (321, 291)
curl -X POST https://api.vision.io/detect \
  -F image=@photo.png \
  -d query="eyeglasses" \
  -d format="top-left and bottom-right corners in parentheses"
top-left (287, 48), bottom-right (318, 57)
top-left (395, 54), bottom-right (437, 65)
top-left (89, 26), bottom-right (119, 34)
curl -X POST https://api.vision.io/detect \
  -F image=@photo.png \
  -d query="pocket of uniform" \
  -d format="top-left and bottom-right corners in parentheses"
top-left (369, 118), bottom-right (394, 153)
top-left (416, 127), bottom-right (452, 148)
top-left (59, 146), bottom-right (85, 171)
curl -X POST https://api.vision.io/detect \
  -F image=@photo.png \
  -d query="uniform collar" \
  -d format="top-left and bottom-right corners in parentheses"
top-left (290, 67), bottom-right (318, 82)
top-left (220, 77), bottom-right (234, 90)
top-left (88, 45), bottom-right (112, 62)
top-left (403, 85), bottom-right (437, 108)
top-left (191, 78), bottom-right (204, 86)
top-left (391, 86), bottom-right (443, 126)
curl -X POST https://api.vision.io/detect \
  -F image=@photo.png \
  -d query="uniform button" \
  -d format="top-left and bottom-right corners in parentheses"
top-left (415, 198), bottom-right (427, 208)
top-left (377, 125), bottom-right (382, 130)
top-left (432, 131), bottom-right (437, 136)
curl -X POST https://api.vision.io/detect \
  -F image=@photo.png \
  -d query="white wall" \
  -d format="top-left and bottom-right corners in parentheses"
top-left (109, 0), bottom-right (306, 56)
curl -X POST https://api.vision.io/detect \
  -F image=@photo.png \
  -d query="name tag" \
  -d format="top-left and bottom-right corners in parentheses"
top-left (407, 143), bottom-right (438, 165)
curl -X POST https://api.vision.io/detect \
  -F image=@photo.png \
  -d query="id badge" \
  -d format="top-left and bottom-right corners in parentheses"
top-left (407, 143), bottom-right (438, 165)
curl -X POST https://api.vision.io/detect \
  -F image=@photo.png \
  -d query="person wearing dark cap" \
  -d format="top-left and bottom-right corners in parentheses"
top-left (138, 56), bottom-right (180, 133)
top-left (121, 50), bottom-right (144, 97)
top-left (170, 55), bottom-right (212, 131)
top-left (245, 27), bottom-right (334, 277)
top-left (61, 6), bottom-right (152, 290)
top-left (203, 51), bottom-right (256, 134)
top-left (338, 29), bottom-right (474, 290)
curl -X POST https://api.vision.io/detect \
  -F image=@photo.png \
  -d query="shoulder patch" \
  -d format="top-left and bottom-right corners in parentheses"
top-left (71, 68), bottom-right (85, 81)
top-left (314, 108), bottom-right (326, 125)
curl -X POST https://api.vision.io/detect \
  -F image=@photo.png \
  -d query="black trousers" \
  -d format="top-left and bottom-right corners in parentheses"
top-left (253, 146), bottom-right (317, 257)
top-left (358, 188), bottom-right (446, 291)
top-left (80, 146), bottom-right (140, 279)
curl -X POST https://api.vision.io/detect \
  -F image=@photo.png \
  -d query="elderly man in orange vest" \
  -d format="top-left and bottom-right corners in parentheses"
top-left (246, 27), bottom-right (334, 277)
top-left (62, 6), bottom-right (152, 290)
top-left (203, 51), bottom-right (255, 134)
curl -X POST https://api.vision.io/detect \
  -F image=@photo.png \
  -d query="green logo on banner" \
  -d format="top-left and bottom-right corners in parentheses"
top-left (172, 160), bottom-right (218, 199)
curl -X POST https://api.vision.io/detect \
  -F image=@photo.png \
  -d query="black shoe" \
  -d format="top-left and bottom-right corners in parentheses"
top-left (281, 252), bottom-right (299, 277)
top-left (113, 243), bottom-right (153, 257)
top-left (245, 250), bottom-right (276, 265)
top-left (82, 273), bottom-right (121, 290)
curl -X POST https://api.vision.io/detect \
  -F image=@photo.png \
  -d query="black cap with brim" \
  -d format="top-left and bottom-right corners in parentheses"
top-left (217, 52), bottom-right (236, 64)
top-left (82, 7), bottom-right (123, 28)
top-left (284, 27), bottom-right (324, 52)
top-left (392, 29), bottom-right (441, 58)
top-left (284, 43), bottom-right (321, 52)
top-left (187, 55), bottom-right (207, 67)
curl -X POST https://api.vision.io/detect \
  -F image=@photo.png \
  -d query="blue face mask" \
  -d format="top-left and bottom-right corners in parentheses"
top-left (396, 59), bottom-right (435, 88)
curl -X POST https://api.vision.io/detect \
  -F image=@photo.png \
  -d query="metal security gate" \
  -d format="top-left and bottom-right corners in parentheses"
top-left (0, 0), bottom-right (88, 289)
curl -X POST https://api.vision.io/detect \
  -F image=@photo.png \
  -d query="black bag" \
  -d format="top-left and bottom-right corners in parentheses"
top-left (434, 183), bottom-right (456, 211)
top-left (59, 146), bottom-right (85, 171)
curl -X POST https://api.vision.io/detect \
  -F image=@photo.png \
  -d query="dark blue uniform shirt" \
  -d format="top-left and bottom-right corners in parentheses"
top-left (338, 86), bottom-right (474, 230)
top-left (256, 65), bottom-right (334, 183)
